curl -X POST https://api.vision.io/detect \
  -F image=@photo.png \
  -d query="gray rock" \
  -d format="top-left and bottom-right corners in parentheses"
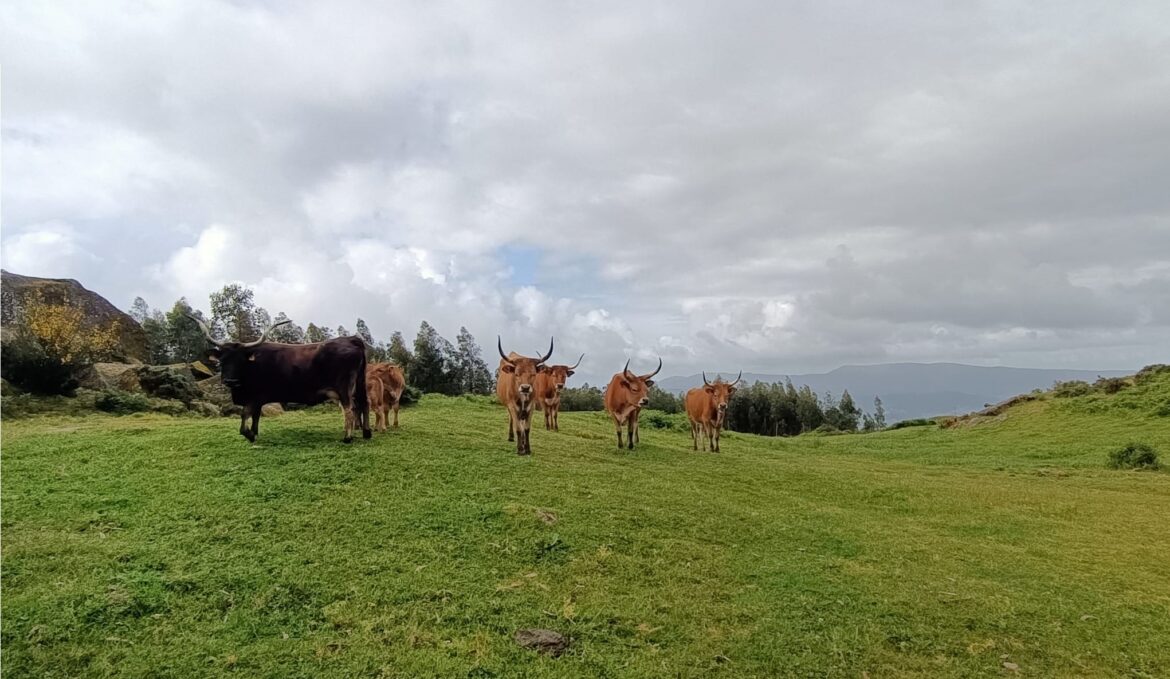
top-left (514, 629), bottom-right (569, 656)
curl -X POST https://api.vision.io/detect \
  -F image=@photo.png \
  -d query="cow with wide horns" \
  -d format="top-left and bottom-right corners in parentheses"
top-left (495, 336), bottom-right (554, 455)
top-left (684, 371), bottom-right (742, 453)
top-left (533, 352), bottom-right (583, 432)
top-left (603, 357), bottom-right (662, 450)
top-left (190, 315), bottom-right (371, 443)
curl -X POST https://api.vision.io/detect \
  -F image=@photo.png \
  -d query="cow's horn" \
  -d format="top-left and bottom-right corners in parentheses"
top-left (642, 356), bottom-right (662, 379)
top-left (498, 336), bottom-right (514, 364)
top-left (185, 313), bottom-right (222, 348)
top-left (538, 337), bottom-right (554, 364)
top-left (568, 353), bottom-right (584, 370)
top-left (242, 319), bottom-right (291, 348)
top-left (623, 358), bottom-right (634, 380)
top-left (703, 371), bottom-right (711, 386)
top-left (732, 370), bottom-right (743, 386)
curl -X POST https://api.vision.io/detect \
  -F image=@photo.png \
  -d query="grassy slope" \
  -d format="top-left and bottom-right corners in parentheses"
top-left (2, 378), bottom-right (1169, 678)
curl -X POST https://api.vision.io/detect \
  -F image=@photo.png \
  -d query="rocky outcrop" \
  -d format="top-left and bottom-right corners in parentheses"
top-left (1, 270), bottom-right (148, 362)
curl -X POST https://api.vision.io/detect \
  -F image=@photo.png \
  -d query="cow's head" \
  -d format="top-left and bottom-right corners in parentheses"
top-left (498, 336), bottom-right (554, 404)
top-left (188, 315), bottom-right (290, 389)
top-left (618, 357), bottom-right (663, 407)
top-left (543, 353), bottom-right (584, 393)
top-left (703, 370), bottom-right (743, 415)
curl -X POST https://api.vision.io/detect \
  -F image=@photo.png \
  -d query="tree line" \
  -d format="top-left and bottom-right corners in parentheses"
top-left (130, 284), bottom-right (494, 396)
top-left (555, 379), bottom-right (887, 436)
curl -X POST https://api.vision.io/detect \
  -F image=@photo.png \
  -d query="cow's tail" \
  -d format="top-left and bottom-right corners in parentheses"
top-left (355, 341), bottom-right (372, 438)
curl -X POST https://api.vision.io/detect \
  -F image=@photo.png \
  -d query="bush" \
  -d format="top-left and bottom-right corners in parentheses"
top-left (136, 366), bottom-right (201, 404)
top-left (1107, 443), bottom-right (1161, 471)
top-left (1052, 380), bottom-right (1092, 398)
top-left (400, 384), bottom-right (423, 406)
top-left (95, 389), bottom-right (151, 415)
top-left (1093, 376), bottom-right (1129, 394)
top-left (0, 337), bottom-right (79, 395)
top-left (1134, 364), bottom-right (1170, 385)
top-left (889, 418), bottom-right (936, 430)
top-left (642, 411), bottom-right (686, 431)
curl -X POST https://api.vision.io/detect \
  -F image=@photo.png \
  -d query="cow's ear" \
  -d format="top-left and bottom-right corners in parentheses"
top-left (207, 350), bottom-right (220, 365)
top-left (501, 363), bottom-right (516, 374)
top-left (644, 379), bottom-right (655, 387)
top-left (566, 370), bottom-right (575, 377)
top-left (727, 387), bottom-right (737, 395)
top-left (704, 385), bottom-right (716, 394)
top-left (247, 353), bottom-right (258, 362)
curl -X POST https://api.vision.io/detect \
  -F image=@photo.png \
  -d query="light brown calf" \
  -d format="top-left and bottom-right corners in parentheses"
top-left (366, 362), bottom-right (406, 432)
top-left (533, 353), bottom-right (583, 431)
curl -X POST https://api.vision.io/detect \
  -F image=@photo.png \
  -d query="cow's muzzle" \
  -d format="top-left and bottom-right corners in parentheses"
top-left (519, 384), bottom-right (532, 394)
top-left (223, 378), bottom-right (242, 388)
top-left (556, 384), bottom-right (565, 392)
top-left (638, 398), bottom-right (649, 407)
top-left (718, 402), bottom-right (728, 411)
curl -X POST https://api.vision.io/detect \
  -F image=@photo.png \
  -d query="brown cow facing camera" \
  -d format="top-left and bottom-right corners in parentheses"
top-left (495, 337), bottom-right (554, 455)
top-left (603, 357), bottom-right (662, 450)
top-left (367, 362), bottom-right (405, 431)
top-left (534, 353), bottom-right (583, 431)
top-left (684, 371), bottom-right (742, 453)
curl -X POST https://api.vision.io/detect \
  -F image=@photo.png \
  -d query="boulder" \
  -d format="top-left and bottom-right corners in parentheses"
top-left (189, 361), bottom-right (216, 380)
top-left (1, 270), bottom-right (148, 362)
top-left (261, 403), bottom-right (284, 417)
top-left (189, 401), bottom-right (221, 418)
top-left (77, 363), bottom-right (141, 392)
top-left (135, 365), bottom-right (201, 404)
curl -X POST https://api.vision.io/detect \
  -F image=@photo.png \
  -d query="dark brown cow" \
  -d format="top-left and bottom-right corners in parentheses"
top-left (533, 353), bottom-right (583, 431)
top-left (367, 362), bottom-right (405, 431)
top-left (684, 371), bottom-right (742, 453)
top-left (191, 316), bottom-right (371, 443)
top-left (603, 357), bottom-right (662, 450)
top-left (495, 337), bottom-right (554, 455)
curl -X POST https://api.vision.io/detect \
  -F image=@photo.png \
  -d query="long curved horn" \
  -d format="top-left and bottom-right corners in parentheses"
top-left (568, 353), bottom-right (584, 370)
top-left (703, 371), bottom-right (711, 386)
top-left (642, 356), bottom-right (663, 379)
top-left (623, 358), bottom-right (633, 380)
top-left (242, 319), bottom-right (291, 348)
top-left (732, 370), bottom-right (743, 386)
top-left (185, 313), bottom-right (222, 348)
top-left (538, 337), bottom-right (554, 364)
top-left (498, 336), bottom-right (514, 364)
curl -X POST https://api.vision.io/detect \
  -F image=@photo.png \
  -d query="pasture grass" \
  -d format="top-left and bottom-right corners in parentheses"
top-left (3, 386), bottom-right (1169, 678)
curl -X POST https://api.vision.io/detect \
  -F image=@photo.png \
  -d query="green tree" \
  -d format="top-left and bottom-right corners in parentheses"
top-left (305, 323), bottom-right (333, 343)
top-left (268, 312), bottom-right (305, 343)
top-left (453, 327), bottom-right (493, 395)
top-left (387, 331), bottom-right (413, 373)
top-left (129, 296), bottom-right (150, 324)
top-left (873, 396), bottom-right (887, 430)
top-left (336, 325), bottom-right (350, 338)
top-left (166, 299), bottom-right (211, 362)
top-left (646, 385), bottom-right (681, 413)
top-left (209, 284), bottom-right (257, 342)
top-left (410, 321), bottom-right (447, 393)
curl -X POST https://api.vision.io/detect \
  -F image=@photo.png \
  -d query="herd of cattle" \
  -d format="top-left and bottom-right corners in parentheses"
top-left (190, 316), bottom-right (743, 454)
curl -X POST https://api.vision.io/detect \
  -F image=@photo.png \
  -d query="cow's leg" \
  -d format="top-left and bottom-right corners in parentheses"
top-left (552, 406), bottom-right (559, 432)
top-left (517, 407), bottom-right (531, 455)
top-left (690, 420), bottom-right (698, 450)
top-left (713, 426), bottom-right (720, 453)
top-left (239, 405), bottom-right (256, 442)
top-left (391, 399), bottom-right (400, 428)
top-left (339, 393), bottom-right (355, 444)
top-left (627, 417), bottom-right (635, 450)
top-left (632, 415), bottom-right (640, 446)
top-left (507, 409), bottom-right (515, 442)
top-left (250, 406), bottom-right (261, 441)
top-left (613, 415), bottom-right (623, 448)
top-left (707, 424), bottom-right (716, 453)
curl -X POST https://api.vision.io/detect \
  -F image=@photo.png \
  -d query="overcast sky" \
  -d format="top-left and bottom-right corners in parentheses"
top-left (3, 0), bottom-right (1168, 383)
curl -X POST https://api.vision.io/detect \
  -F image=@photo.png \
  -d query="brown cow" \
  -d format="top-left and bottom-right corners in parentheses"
top-left (495, 337), bottom-right (554, 455)
top-left (366, 362), bottom-right (405, 432)
top-left (603, 357), bottom-right (662, 450)
top-left (684, 371), bottom-right (742, 453)
top-left (533, 353), bottom-right (583, 431)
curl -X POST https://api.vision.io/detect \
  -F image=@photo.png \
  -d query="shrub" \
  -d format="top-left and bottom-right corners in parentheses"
top-left (643, 411), bottom-right (685, 431)
top-left (1107, 443), bottom-right (1161, 471)
top-left (1134, 364), bottom-right (1170, 385)
top-left (889, 418), bottom-right (936, 430)
top-left (136, 367), bottom-right (201, 404)
top-left (400, 384), bottom-right (423, 406)
top-left (1052, 380), bottom-right (1092, 398)
top-left (1, 337), bottom-right (79, 395)
top-left (95, 389), bottom-right (151, 415)
top-left (1093, 376), bottom-right (1129, 394)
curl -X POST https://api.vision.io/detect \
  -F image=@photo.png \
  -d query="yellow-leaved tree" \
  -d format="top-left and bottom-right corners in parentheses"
top-left (22, 292), bottom-right (121, 364)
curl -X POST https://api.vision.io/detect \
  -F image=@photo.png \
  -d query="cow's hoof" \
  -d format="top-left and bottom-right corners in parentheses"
top-left (362, 429), bottom-right (372, 439)
top-left (242, 432), bottom-right (256, 443)
top-left (342, 437), bottom-right (354, 444)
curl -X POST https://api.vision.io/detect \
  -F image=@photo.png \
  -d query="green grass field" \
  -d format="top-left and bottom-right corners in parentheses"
top-left (3, 380), bottom-right (1169, 678)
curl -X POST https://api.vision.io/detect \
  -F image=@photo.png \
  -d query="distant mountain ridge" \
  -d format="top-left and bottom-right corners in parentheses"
top-left (655, 362), bottom-right (1136, 422)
